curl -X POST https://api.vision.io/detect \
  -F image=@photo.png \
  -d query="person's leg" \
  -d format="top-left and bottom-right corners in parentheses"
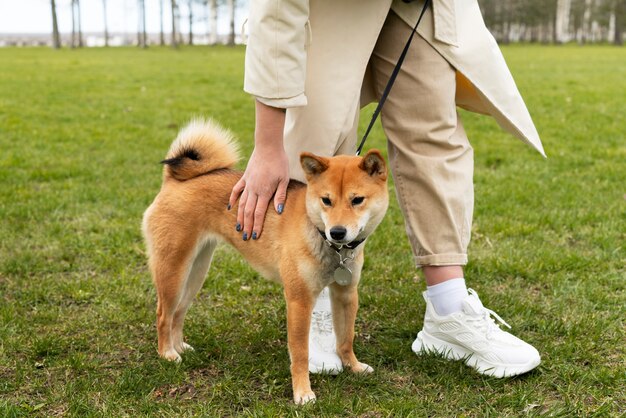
top-left (370, 11), bottom-right (540, 377)
top-left (281, 0), bottom-right (390, 374)
top-left (372, 9), bottom-right (473, 308)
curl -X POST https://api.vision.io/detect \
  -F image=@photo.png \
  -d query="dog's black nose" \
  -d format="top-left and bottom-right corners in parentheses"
top-left (329, 226), bottom-right (347, 241)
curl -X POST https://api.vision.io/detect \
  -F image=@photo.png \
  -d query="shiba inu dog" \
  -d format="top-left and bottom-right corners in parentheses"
top-left (142, 120), bottom-right (389, 404)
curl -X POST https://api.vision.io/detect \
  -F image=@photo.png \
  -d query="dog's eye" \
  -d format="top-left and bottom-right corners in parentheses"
top-left (351, 196), bottom-right (365, 206)
top-left (321, 197), bottom-right (332, 207)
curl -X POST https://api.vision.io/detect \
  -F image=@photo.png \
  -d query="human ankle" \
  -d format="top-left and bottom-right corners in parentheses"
top-left (426, 277), bottom-right (468, 316)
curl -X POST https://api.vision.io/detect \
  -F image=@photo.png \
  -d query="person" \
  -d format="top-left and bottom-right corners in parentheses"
top-left (229, 0), bottom-right (544, 378)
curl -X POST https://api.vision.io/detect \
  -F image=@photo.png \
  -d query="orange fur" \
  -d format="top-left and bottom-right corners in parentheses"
top-left (142, 120), bottom-right (389, 404)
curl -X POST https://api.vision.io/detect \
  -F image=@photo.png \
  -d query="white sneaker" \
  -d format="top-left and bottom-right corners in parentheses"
top-left (309, 310), bottom-right (343, 375)
top-left (412, 289), bottom-right (541, 377)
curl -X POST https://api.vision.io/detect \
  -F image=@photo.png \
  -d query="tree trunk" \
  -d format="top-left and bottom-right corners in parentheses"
top-left (581, 0), bottom-right (593, 43)
top-left (160, 0), bottom-right (165, 46)
top-left (171, 0), bottom-right (179, 48)
top-left (142, 0), bottom-right (148, 48)
top-left (615, 0), bottom-right (625, 45)
top-left (102, 0), bottom-right (109, 47)
top-left (176, 1), bottom-right (183, 45)
top-left (77, 0), bottom-right (84, 47)
top-left (531, 25), bottom-right (539, 43)
top-left (137, 9), bottom-right (141, 46)
top-left (227, 0), bottom-right (236, 46)
top-left (137, 0), bottom-right (148, 48)
top-left (209, 0), bottom-right (218, 45)
top-left (501, 0), bottom-right (511, 44)
top-left (50, 0), bottom-right (61, 49)
top-left (591, 19), bottom-right (599, 42)
top-left (71, 0), bottom-right (76, 48)
top-left (188, 0), bottom-right (194, 45)
top-left (555, 0), bottom-right (572, 43)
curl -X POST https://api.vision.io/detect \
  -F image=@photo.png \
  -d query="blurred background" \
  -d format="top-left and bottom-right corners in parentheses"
top-left (0, 0), bottom-right (624, 48)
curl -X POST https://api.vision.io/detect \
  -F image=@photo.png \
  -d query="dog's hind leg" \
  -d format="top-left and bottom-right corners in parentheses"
top-left (171, 238), bottom-right (217, 355)
top-left (154, 263), bottom-right (189, 362)
top-left (151, 236), bottom-right (199, 363)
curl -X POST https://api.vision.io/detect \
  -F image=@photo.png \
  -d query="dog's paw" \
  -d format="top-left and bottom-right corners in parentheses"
top-left (294, 391), bottom-right (316, 405)
top-left (161, 349), bottom-right (182, 363)
top-left (350, 362), bottom-right (374, 374)
top-left (176, 342), bottom-right (194, 353)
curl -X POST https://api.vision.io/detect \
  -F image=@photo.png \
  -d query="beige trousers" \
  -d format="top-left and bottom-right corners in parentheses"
top-left (285, 10), bottom-right (473, 267)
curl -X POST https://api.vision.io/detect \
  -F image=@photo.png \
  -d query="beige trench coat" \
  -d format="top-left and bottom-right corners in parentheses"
top-left (244, 0), bottom-right (545, 158)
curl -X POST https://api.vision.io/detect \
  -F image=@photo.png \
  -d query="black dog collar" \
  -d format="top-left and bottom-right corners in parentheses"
top-left (317, 229), bottom-right (366, 252)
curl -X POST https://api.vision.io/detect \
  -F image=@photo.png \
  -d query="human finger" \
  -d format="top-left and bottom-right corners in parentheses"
top-left (236, 188), bottom-right (249, 234)
top-left (274, 178), bottom-right (289, 215)
top-left (241, 192), bottom-right (258, 241)
top-left (229, 177), bottom-right (245, 211)
top-left (252, 194), bottom-right (271, 239)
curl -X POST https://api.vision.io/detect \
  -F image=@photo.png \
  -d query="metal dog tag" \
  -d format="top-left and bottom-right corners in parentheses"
top-left (334, 265), bottom-right (352, 286)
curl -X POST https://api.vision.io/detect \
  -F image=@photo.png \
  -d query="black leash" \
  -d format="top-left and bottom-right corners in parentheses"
top-left (355, 0), bottom-right (430, 156)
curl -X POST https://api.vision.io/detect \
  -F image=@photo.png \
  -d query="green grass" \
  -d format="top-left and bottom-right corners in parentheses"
top-left (0, 45), bottom-right (624, 416)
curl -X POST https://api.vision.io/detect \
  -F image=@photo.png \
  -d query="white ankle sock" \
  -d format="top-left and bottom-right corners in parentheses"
top-left (314, 287), bottom-right (332, 312)
top-left (426, 278), bottom-right (468, 316)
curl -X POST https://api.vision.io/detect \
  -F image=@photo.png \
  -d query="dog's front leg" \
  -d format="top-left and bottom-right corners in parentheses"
top-left (284, 283), bottom-right (316, 405)
top-left (329, 280), bottom-right (373, 374)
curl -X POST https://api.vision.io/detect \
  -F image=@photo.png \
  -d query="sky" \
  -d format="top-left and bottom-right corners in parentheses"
top-left (0, 0), bottom-right (247, 35)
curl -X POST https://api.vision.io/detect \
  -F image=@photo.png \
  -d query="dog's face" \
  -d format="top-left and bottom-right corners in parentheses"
top-left (300, 150), bottom-right (389, 246)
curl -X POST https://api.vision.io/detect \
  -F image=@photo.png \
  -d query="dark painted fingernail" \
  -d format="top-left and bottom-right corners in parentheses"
top-left (252, 232), bottom-right (257, 240)
top-left (236, 223), bottom-right (241, 232)
top-left (242, 232), bottom-right (248, 241)
top-left (227, 203), bottom-right (231, 210)
top-left (277, 204), bottom-right (284, 214)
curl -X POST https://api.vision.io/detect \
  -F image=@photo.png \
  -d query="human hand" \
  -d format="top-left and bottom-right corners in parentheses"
top-left (228, 145), bottom-right (290, 240)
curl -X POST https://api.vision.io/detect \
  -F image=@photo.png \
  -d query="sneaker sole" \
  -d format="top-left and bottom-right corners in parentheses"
top-left (412, 331), bottom-right (540, 378)
top-left (308, 363), bottom-right (342, 375)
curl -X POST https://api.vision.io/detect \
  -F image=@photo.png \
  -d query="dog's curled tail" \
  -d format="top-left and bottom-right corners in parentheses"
top-left (161, 119), bottom-right (240, 181)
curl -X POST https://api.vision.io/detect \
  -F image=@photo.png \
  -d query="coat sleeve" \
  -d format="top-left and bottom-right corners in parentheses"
top-left (244, 0), bottom-right (310, 107)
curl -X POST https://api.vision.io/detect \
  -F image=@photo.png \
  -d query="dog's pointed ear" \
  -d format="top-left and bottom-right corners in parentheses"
top-left (359, 150), bottom-right (387, 180)
top-left (300, 152), bottom-right (329, 178)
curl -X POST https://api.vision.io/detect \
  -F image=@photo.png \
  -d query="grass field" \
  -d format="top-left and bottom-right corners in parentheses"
top-left (0, 45), bottom-right (624, 416)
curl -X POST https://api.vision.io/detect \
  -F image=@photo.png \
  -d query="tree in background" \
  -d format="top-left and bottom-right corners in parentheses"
top-left (102, 0), bottom-right (109, 47)
top-left (159, 0), bottom-right (166, 46)
top-left (188, 0), bottom-right (194, 45)
top-left (188, 0), bottom-right (214, 45)
top-left (137, 0), bottom-right (148, 48)
top-left (70, 0), bottom-right (76, 47)
top-left (78, 0), bottom-right (84, 47)
top-left (50, 0), bottom-right (61, 49)
top-left (556, 0), bottom-right (573, 43)
top-left (480, 0), bottom-right (624, 43)
top-left (70, 0), bottom-right (84, 48)
top-left (36, 0), bottom-right (624, 48)
top-left (581, 0), bottom-right (593, 43)
top-left (614, 0), bottom-right (626, 44)
top-left (170, 0), bottom-right (179, 48)
top-left (207, 0), bottom-right (218, 45)
top-left (227, 0), bottom-right (235, 45)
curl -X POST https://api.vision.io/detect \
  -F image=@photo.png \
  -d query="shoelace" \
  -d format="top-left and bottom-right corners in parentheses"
top-left (311, 311), bottom-right (334, 335)
top-left (467, 289), bottom-right (512, 338)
